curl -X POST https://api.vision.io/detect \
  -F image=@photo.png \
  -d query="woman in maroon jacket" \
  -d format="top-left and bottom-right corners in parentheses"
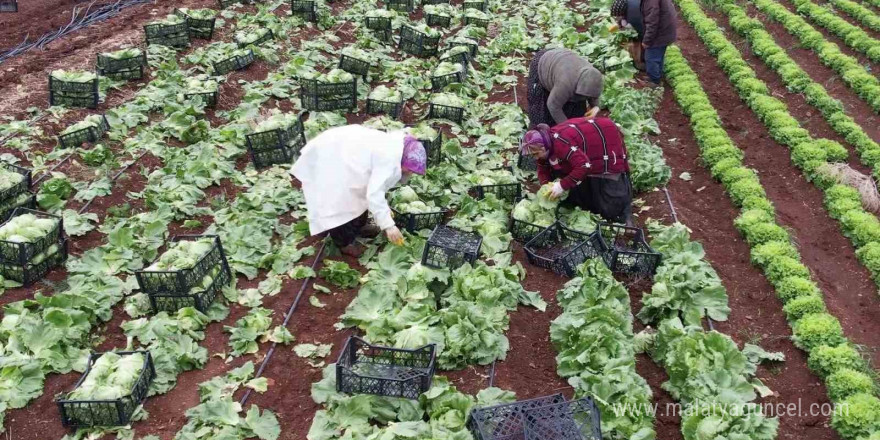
top-left (521, 118), bottom-right (634, 225)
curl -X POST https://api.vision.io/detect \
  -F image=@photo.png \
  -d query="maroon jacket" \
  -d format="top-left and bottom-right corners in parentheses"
top-left (641, 0), bottom-right (678, 48)
top-left (537, 117), bottom-right (629, 190)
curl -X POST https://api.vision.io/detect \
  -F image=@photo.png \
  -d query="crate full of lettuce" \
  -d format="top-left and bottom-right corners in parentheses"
top-left (0, 208), bottom-right (67, 285)
top-left (56, 351), bottom-right (155, 427)
top-left (58, 114), bottom-right (110, 149)
top-left (428, 93), bottom-right (465, 124)
top-left (300, 69), bottom-right (357, 112)
top-left (431, 61), bottom-right (467, 91)
top-left (97, 48), bottom-right (147, 80)
top-left (511, 183), bottom-right (558, 243)
top-left (144, 14), bottom-right (190, 48)
top-left (135, 235), bottom-right (232, 313)
top-left (246, 112), bottom-right (307, 168)
top-left (174, 8), bottom-right (217, 39)
top-left (0, 162), bottom-right (33, 221)
top-left (467, 168), bottom-right (521, 203)
top-left (366, 86), bottom-right (403, 119)
top-left (48, 70), bottom-right (99, 109)
top-left (391, 186), bottom-right (447, 232)
top-left (398, 23), bottom-right (441, 57)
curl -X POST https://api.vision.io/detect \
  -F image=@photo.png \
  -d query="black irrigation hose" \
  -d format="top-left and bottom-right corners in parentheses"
top-left (239, 241), bottom-right (328, 406)
top-left (487, 360), bottom-right (496, 387)
top-left (32, 154), bottom-right (73, 186)
top-left (76, 150), bottom-right (147, 214)
top-left (0, 0), bottom-right (152, 64)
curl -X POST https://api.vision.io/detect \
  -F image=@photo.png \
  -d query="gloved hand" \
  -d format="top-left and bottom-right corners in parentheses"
top-left (549, 181), bottom-right (565, 200)
top-left (585, 106), bottom-right (600, 118)
top-left (385, 226), bottom-right (405, 246)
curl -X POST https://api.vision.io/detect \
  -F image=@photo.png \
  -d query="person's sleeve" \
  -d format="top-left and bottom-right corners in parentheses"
top-left (560, 147), bottom-right (591, 190)
top-left (546, 86), bottom-right (571, 125)
top-left (642, 0), bottom-right (659, 47)
top-left (536, 158), bottom-right (553, 184)
top-left (366, 159), bottom-right (398, 231)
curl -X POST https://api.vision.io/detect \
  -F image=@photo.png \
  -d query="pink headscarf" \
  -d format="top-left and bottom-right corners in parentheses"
top-left (520, 124), bottom-right (552, 155)
top-left (402, 135), bottom-right (427, 175)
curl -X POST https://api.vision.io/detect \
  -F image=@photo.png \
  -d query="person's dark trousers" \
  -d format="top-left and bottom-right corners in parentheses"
top-left (645, 45), bottom-right (668, 84)
top-left (328, 212), bottom-right (368, 247)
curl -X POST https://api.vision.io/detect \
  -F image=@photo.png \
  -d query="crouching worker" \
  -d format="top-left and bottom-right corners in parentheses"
top-left (292, 125), bottom-right (427, 256)
top-left (521, 117), bottom-right (635, 226)
top-left (527, 48), bottom-right (604, 129)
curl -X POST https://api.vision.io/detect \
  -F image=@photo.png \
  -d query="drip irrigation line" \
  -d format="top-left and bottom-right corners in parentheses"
top-left (487, 360), bottom-right (496, 387)
top-left (239, 240), bottom-right (328, 406)
top-left (32, 154), bottom-right (73, 186)
top-left (76, 150), bottom-right (147, 214)
top-left (0, 0), bottom-right (152, 64)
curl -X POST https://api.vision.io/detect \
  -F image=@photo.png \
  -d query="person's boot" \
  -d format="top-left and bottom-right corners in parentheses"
top-left (360, 223), bottom-right (382, 238)
top-left (339, 244), bottom-right (364, 258)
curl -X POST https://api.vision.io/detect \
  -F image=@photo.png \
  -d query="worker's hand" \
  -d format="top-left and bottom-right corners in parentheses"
top-left (585, 106), bottom-right (600, 118)
top-left (549, 181), bottom-right (565, 200)
top-left (641, 42), bottom-right (647, 49)
top-left (385, 226), bottom-right (405, 246)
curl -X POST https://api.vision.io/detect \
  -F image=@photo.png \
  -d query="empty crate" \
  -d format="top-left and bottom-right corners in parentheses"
top-left (467, 394), bottom-right (567, 440)
top-left (523, 398), bottom-right (602, 440)
top-left (291, 0), bottom-right (317, 21)
top-left (421, 225), bottom-right (482, 269)
top-left (470, 183), bottom-right (521, 204)
top-left (336, 336), bottom-right (436, 400)
top-left (524, 222), bottom-right (598, 278)
top-left (590, 223), bottom-right (661, 276)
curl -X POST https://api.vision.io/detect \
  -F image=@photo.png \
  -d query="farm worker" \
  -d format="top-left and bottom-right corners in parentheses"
top-left (611, 0), bottom-right (678, 85)
top-left (291, 125), bottom-right (427, 256)
top-left (520, 117), bottom-right (635, 226)
top-left (526, 48), bottom-right (604, 129)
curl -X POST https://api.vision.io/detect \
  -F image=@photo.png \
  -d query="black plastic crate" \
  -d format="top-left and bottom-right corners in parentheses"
top-left (291, 0), bottom-right (317, 21)
top-left (431, 66), bottom-right (468, 92)
top-left (523, 397), bottom-right (602, 440)
top-left (366, 98), bottom-right (403, 119)
top-left (135, 235), bottom-right (233, 313)
top-left (0, 208), bottom-right (64, 265)
top-left (56, 351), bottom-right (156, 428)
top-left (365, 17), bottom-right (392, 42)
top-left (338, 54), bottom-right (371, 79)
top-left (425, 13), bottom-right (452, 27)
top-left (213, 50), bottom-right (255, 75)
top-left (446, 41), bottom-right (478, 59)
top-left (174, 9), bottom-right (216, 39)
top-left (385, 0), bottom-right (414, 12)
top-left (48, 75), bottom-right (99, 109)
top-left (336, 336), bottom-right (435, 400)
top-left (467, 394), bottom-right (567, 440)
top-left (470, 183), bottom-right (521, 203)
top-left (300, 78), bottom-right (357, 112)
top-left (421, 225), bottom-right (482, 269)
top-left (144, 22), bottom-right (190, 48)
top-left (517, 153), bottom-right (537, 172)
top-left (524, 222), bottom-right (598, 278)
top-left (58, 115), bottom-right (110, 149)
top-left (246, 118), bottom-right (307, 168)
top-left (0, 162), bottom-right (31, 202)
top-left (439, 49), bottom-right (470, 67)
top-left (0, 0), bottom-right (17, 12)
top-left (184, 90), bottom-right (218, 108)
top-left (509, 216), bottom-right (546, 244)
top-left (463, 16), bottom-right (489, 27)
top-left (393, 208), bottom-right (447, 232)
top-left (237, 29), bottom-right (274, 47)
top-left (591, 223), bottom-right (661, 276)
top-left (463, 0), bottom-right (487, 11)
top-left (1, 192), bottom-right (35, 223)
top-left (398, 26), bottom-right (440, 57)
top-left (428, 103), bottom-right (464, 124)
top-left (97, 51), bottom-right (147, 80)
top-left (0, 237), bottom-right (68, 286)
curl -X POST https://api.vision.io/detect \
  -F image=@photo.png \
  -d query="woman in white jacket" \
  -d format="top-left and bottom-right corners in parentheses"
top-left (291, 125), bottom-right (427, 255)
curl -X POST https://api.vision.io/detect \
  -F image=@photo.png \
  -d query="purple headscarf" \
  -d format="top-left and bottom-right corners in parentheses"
top-left (402, 135), bottom-right (427, 175)
top-left (520, 124), bottom-right (552, 155)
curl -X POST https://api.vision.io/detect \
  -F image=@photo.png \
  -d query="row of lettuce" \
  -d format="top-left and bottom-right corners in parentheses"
top-left (665, 34), bottom-right (880, 440)
top-left (678, 0), bottom-right (880, 317)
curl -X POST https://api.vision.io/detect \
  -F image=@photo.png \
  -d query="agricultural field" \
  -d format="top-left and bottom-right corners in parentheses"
top-left (0, 0), bottom-right (879, 439)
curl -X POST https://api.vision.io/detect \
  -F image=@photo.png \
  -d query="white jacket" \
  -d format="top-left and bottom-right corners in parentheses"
top-left (291, 125), bottom-right (405, 236)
